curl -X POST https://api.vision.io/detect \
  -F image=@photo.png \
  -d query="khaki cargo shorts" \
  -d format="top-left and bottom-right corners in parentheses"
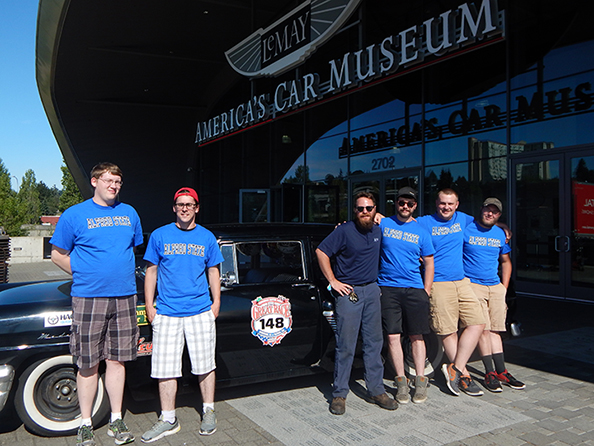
top-left (470, 282), bottom-right (508, 332)
top-left (429, 278), bottom-right (485, 335)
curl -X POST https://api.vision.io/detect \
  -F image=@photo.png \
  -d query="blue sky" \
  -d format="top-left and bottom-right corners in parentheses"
top-left (0, 0), bottom-right (64, 190)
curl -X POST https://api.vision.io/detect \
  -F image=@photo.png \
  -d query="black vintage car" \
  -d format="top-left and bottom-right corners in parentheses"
top-left (0, 223), bottom-right (444, 436)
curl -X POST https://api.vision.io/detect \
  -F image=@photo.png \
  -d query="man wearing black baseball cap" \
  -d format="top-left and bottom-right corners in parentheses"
top-left (377, 187), bottom-right (435, 404)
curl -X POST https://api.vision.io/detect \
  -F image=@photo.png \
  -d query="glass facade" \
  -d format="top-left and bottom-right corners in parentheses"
top-left (192, 0), bottom-right (594, 300)
top-left (197, 1), bottom-right (593, 228)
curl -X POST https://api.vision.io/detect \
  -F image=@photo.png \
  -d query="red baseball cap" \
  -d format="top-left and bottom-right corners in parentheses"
top-left (174, 187), bottom-right (199, 204)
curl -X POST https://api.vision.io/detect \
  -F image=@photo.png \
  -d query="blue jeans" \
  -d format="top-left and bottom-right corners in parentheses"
top-left (333, 282), bottom-right (385, 398)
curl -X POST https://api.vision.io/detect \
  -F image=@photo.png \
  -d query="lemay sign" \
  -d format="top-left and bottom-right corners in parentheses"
top-left (195, 0), bottom-right (504, 146)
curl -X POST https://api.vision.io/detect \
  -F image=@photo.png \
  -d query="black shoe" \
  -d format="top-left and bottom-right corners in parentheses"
top-left (496, 370), bottom-right (526, 389)
top-left (330, 397), bottom-right (346, 415)
top-left (459, 376), bottom-right (484, 396)
top-left (484, 372), bottom-right (503, 393)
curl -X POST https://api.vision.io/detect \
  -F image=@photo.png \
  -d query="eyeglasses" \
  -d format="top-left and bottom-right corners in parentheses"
top-left (98, 177), bottom-right (123, 187)
top-left (398, 200), bottom-right (415, 208)
top-left (175, 202), bottom-right (197, 209)
top-left (355, 205), bottom-right (375, 213)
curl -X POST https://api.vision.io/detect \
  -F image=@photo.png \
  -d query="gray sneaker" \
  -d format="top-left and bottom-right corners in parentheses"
top-left (394, 376), bottom-right (410, 404)
top-left (459, 375), bottom-right (484, 396)
top-left (76, 425), bottom-right (96, 446)
top-left (141, 416), bottom-right (181, 443)
top-left (442, 363), bottom-right (461, 396)
top-left (107, 418), bottom-right (135, 445)
top-left (199, 408), bottom-right (217, 436)
top-left (412, 375), bottom-right (428, 403)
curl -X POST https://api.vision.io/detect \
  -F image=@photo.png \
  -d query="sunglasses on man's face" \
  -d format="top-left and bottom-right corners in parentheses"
top-left (398, 200), bottom-right (415, 208)
top-left (355, 205), bottom-right (375, 213)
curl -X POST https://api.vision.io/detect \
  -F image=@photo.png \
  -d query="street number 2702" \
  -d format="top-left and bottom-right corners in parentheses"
top-left (371, 156), bottom-right (396, 171)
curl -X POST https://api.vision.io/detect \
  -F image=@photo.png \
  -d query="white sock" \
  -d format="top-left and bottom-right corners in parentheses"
top-left (110, 412), bottom-right (122, 423)
top-left (81, 418), bottom-right (92, 428)
top-left (161, 410), bottom-right (176, 424)
top-left (203, 403), bottom-right (214, 413)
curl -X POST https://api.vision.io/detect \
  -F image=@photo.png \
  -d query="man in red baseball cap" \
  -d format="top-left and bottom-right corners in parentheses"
top-left (142, 186), bottom-right (224, 441)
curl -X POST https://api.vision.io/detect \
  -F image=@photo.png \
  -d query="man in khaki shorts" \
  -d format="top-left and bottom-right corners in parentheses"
top-left (463, 198), bottom-right (525, 392)
top-left (417, 189), bottom-right (486, 397)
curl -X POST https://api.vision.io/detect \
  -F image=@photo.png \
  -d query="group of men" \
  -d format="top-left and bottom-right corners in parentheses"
top-left (316, 187), bottom-right (525, 415)
top-left (50, 161), bottom-right (525, 446)
top-left (50, 163), bottom-right (221, 446)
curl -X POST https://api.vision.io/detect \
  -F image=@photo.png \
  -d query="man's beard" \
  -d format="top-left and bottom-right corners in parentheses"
top-left (481, 217), bottom-right (496, 228)
top-left (355, 212), bottom-right (375, 230)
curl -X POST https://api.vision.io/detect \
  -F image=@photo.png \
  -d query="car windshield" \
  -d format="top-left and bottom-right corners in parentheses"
top-left (220, 241), bottom-right (305, 284)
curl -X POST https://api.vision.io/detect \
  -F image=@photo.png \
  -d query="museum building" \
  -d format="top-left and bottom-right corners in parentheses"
top-left (36, 0), bottom-right (594, 301)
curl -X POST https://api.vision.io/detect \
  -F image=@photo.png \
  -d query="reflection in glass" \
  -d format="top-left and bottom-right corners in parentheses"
top-left (571, 155), bottom-right (594, 288)
top-left (515, 161), bottom-right (560, 284)
top-left (510, 43), bottom-right (594, 150)
top-left (282, 154), bottom-right (306, 184)
top-left (424, 158), bottom-right (507, 216)
top-left (306, 184), bottom-right (341, 223)
top-left (240, 190), bottom-right (270, 223)
top-left (306, 134), bottom-right (348, 182)
top-left (352, 180), bottom-right (380, 207)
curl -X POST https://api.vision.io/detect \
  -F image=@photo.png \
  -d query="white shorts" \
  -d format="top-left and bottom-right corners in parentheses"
top-left (151, 311), bottom-right (216, 379)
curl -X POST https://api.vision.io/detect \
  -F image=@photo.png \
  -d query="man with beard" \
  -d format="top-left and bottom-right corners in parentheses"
top-left (316, 192), bottom-right (397, 415)
top-left (463, 198), bottom-right (525, 393)
top-left (377, 187), bottom-right (435, 404)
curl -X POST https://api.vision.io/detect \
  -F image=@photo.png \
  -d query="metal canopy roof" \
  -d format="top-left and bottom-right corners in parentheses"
top-left (36, 0), bottom-right (296, 230)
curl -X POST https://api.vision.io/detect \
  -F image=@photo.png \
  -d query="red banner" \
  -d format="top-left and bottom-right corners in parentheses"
top-left (573, 181), bottom-right (594, 236)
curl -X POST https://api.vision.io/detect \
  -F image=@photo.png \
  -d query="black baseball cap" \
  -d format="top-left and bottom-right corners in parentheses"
top-left (397, 187), bottom-right (418, 201)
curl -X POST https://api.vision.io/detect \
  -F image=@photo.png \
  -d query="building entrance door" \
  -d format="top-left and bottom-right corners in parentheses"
top-left (350, 169), bottom-right (420, 216)
top-left (511, 147), bottom-right (594, 301)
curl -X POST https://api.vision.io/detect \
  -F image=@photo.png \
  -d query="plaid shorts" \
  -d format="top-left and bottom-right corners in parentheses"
top-left (151, 310), bottom-right (216, 379)
top-left (70, 295), bottom-right (139, 369)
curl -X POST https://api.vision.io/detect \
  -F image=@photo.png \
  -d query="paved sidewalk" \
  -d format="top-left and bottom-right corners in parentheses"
top-left (6, 260), bottom-right (70, 283)
top-left (1, 264), bottom-right (593, 445)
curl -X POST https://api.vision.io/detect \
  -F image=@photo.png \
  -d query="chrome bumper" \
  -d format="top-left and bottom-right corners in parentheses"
top-left (0, 364), bottom-right (15, 412)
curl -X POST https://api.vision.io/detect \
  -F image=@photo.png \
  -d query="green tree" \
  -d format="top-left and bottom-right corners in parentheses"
top-left (0, 158), bottom-right (27, 235)
top-left (37, 181), bottom-right (61, 215)
top-left (59, 165), bottom-right (83, 212)
top-left (283, 165), bottom-right (310, 184)
top-left (18, 169), bottom-right (41, 225)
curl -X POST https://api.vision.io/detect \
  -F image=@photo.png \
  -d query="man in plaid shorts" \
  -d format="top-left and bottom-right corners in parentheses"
top-left (51, 162), bottom-right (143, 446)
top-left (141, 187), bottom-right (223, 442)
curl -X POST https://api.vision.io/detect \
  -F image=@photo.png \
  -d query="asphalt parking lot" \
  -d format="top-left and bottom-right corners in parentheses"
top-left (2, 261), bottom-right (594, 445)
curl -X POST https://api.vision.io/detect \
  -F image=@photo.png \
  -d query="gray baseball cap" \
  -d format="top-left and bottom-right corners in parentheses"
top-left (482, 197), bottom-right (502, 212)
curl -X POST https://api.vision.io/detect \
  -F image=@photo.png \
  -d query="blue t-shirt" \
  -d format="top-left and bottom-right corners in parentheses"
top-left (463, 220), bottom-right (511, 286)
top-left (50, 199), bottom-right (143, 297)
top-left (317, 221), bottom-right (381, 284)
top-left (378, 217), bottom-right (435, 288)
top-left (143, 223), bottom-right (224, 317)
top-left (417, 211), bottom-right (474, 282)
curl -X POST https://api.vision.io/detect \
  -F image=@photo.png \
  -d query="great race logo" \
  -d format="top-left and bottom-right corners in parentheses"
top-left (251, 295), bottom-right (293, 346)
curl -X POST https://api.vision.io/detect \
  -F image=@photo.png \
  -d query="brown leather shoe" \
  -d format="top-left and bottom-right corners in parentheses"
top-left (330, 397), bottom-right (346, 415)
top-left (371, 392), bottom-right (398, 410)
